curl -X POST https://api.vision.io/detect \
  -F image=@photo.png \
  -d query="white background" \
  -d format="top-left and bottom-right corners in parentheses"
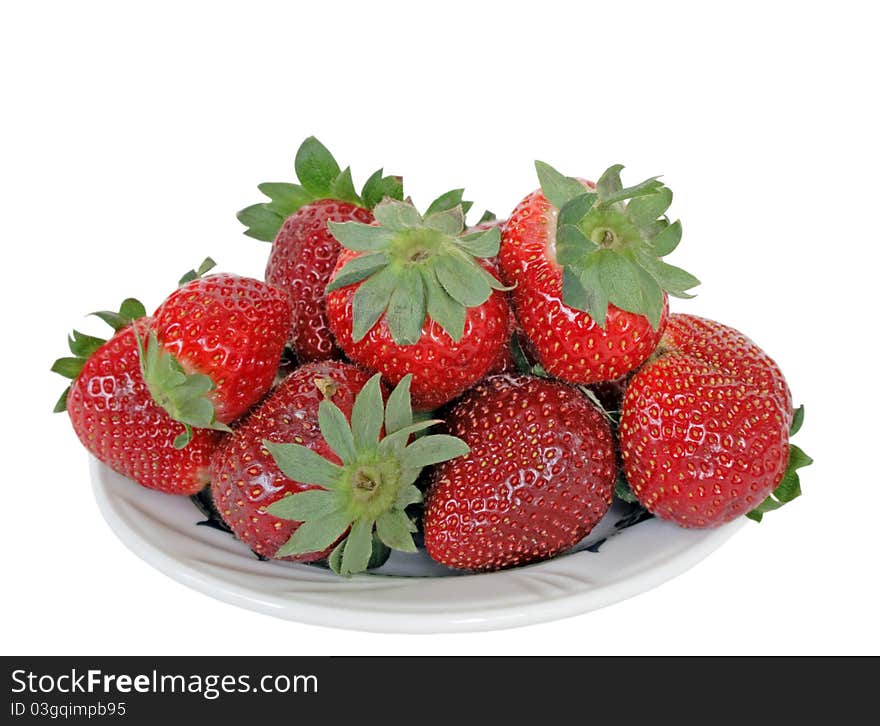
top-left (2, 1), bottom-right (877, 655)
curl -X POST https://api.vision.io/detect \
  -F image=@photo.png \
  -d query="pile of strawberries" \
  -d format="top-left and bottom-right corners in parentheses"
top-left (54, 138), bottom-right (810, 576)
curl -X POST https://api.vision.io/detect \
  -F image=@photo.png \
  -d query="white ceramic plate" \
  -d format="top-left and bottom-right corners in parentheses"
top-left (91, 458), bottom-right (744, 633)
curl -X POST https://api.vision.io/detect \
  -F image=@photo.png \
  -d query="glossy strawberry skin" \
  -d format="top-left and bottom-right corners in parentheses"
top-left (326, 251), bottom-right (510, 410)
top-left (500, 188), bottom-right (667, 384)
top-left (67, 320), bottom-right (220, 495)
top-left (210, 360), bottom-right (376, 561)
top-left (267, 199), bottom-right (374, 362)
top-left (619, 314), bottom-right (793, 528)
top-left (152, 274), bottom-right (292, 423)
top-left (423, 374), bottom-right (616, 571)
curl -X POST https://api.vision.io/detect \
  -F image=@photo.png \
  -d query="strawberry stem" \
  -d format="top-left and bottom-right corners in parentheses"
top-left (237, 137), bottom-right (405, 241)
top-left (133, 326), bottom-right (232, 448)
top-left (326, 198), bottom-right (510, 346)
top-left (535, 160), bottom-right (700, 330)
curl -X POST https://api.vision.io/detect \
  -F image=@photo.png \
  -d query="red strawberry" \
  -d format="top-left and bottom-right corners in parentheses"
top-left (211, 361), bottom-right (468, 575)
top-left (500, 162), bottom-right (700, 384)
top-left (325, 197), bottom-right (510, 410)
top-left (52, 301), bottom-right (219, 495)
top-left (145, 270), bottom-right (292, 444)
top-left (211, 361), bottom-right (373, 562)
top-left (238, 137), bottom-right (404, 362)
top-left (619, 314), bottom-right (810, 527)
top-left (423, 374), bottom-right (616, 571)
top-left (268, 200), bottom-right (374, 361)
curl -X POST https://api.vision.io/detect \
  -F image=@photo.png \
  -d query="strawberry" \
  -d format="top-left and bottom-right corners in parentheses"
top-left (619, 314), bottom-right (811, 527)
top-left (144, 267), bottom-right (293, 445)
top-left (325, 197), bottom-right (511, 410)
top-left (268, 199), bottom-right (373, 362)
top-left (211, 361), bottom-right (373, 563)
top-left (238, 137), bottom-right (404, 362)
top-left (500, 162), bottom-right (700, 384)
top-left (211, 361), bottom-right (468, 575)
top-left (423, 374), bottom-right (617, 571)
top-left (52, 300), bottom-right (219, 495)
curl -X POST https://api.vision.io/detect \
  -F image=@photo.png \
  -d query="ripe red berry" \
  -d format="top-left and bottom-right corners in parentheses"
top-left (267, 200), bottom-right (374, 361)
top-left (423, 374), bottom-right (616, 571)
top-left (149, 273), bottom-right (292, 428)
top-left (325, 198), bottom-right (510, 410)
top-left (619, 314), bottom-right (798, 527)
top-left (211, 362), bottom-right (468, 575)
top-left (500, 162), bottom-right (698, 384)
top-left (56, 312), bottom-right (219, 495)
top-left (237, 136), bottom-right (404, 362)
top-left (211, 361), bottom-right (375, 561)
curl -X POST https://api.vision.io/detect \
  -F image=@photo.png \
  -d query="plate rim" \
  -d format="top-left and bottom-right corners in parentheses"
top-left (91, 459), bottom-right (744, 633)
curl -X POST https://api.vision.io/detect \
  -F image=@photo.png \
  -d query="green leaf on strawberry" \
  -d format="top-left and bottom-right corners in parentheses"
top-left (535, 160), bottom-right (589, 209)
top-left (327, 530), bottom-right (391, 574)
top-left (790, 403), bottom-right (805, 435)
top-left (361, 169), bottom-right (404, 210)
top-left (177, 257), bottom-right (217, 286)
top-left (133, 328), bottom-right (233, 448)
top-left (236, 203), bottom-right (287, 242)
top-left (295, 136), bottom-right (344, 198)
top-left (327, 198), bottom-right (511, 345)
top-left (89, 298), bottom-right (147, 332)
top-left (596, 164), bottom-right (664, 205)
top-left (349, 266), bottom-right (400, 342)
top-left (535, 160), bottom-right (700, 330)
top-left (747, 405), bottom-right (812, 522)
top-left (325, 252), bottom-right (390, 290)
top-left (458, 227), bottom-right (502, 257)
top-left (259, 182), bottom-right (314, 216)
top-left (424, 188), bottom-right (473, 219)
top-left (237, 136), bottom-right (405, 241)
top-left (265, 374), bottom-right (469, 576)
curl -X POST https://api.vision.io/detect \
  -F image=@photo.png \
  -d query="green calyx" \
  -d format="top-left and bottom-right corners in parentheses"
top-left (747, 405), bottom-right (812, 522)
top-left (264, 373), bottom-right (469, 576)
top-left (134, 328), bottom-right (232, 449)
top-left (51, 298), bottom-right (147, 413)
top-left (326, 197), bottom-right (511, 345)
top-left (423, 187), bottom-right (497, 229)
top-left (237, 136), bottom-right (405, 241)
top-left (178, 257), bottom-right (217, 286)
top-left (475, 210), bottom-right (497, 225)
top-left (535, 160), bottom-right (700, 329)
